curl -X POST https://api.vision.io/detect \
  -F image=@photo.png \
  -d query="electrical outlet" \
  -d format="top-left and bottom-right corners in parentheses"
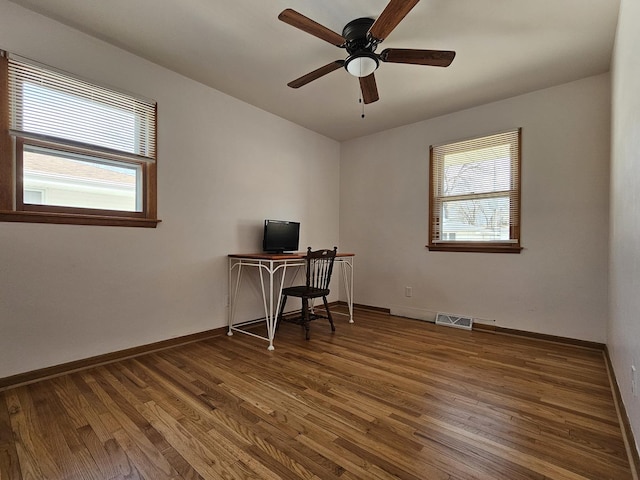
top-left (632, 365), bottom-right (637, 398)
top-left (405, 286), bottom-right (412, 298)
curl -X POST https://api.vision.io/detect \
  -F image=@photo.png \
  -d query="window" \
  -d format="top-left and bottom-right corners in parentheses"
top-left (428, 129), bottom-right (521, 253)
top-left (23, 188), bottom-right (44, 204)
top-left (0, 50), bottom-right (159, 227)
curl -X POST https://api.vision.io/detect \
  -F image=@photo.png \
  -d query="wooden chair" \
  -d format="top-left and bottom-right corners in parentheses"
top-left (278, 247), bottom-right (337, 340)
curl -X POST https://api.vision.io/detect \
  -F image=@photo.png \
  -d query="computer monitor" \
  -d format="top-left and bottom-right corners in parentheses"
top-left (262, 219), bottom-right (300, 253)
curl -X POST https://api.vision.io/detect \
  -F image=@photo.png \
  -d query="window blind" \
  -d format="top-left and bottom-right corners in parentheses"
top-left (430, 129), bottom-right (520, 244)
top-left (7, 54), bottom-right (156, 162)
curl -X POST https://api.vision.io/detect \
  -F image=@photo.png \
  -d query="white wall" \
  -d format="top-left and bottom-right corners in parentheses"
top-left (610, 0), bottom-right (640, 454)
top-left (340, 74), bottom-right (611, 343)
top-left (0, 1), bottom-right (340, 378)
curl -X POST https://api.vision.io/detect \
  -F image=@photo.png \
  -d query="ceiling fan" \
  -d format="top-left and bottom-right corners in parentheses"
top-left (278, 0), bottom-right (456, 104)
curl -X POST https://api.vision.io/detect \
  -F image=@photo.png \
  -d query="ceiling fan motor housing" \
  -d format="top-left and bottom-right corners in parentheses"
top-left (342, 17), bottom-right (377, 54)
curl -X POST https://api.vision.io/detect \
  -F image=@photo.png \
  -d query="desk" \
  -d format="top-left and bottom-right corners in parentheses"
top-left (227, 252), bottom-right (354, 350)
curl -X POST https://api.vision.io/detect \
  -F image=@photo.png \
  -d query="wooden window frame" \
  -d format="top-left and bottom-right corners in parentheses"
top-left (0, 52), bottom-right (159, 228)
top-left (428, 129), bottom-right (522, 254)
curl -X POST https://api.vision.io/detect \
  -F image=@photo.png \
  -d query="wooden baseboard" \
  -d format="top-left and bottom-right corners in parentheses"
top-left (0, 327), bottom-right (227, 391)
top-left (472, 322), bottom-right (605, 351)
top-left (333, 301), bottom-right (391, 314)
top-left (603, 346), bottom-right (640, 479)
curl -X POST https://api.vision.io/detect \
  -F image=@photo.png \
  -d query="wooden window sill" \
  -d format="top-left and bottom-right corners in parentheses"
top-left (0, 210), bottom-right (161, 228)
top-left (426, 244), bottom-right (522, 253)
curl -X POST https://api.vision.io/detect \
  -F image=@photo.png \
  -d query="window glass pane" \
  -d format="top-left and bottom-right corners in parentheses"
top-left (443, 145), bottom-right (511, 196)
top-left (23, 145), bottom-right (141, 212)
top-left (23, 189), bottom-right (44, 204)
top-left (441, 196), bottom-right (510, 241)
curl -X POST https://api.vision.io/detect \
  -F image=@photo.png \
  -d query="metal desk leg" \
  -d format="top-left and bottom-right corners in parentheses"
top-left (228, 258), bottom-right (244, 336)
top-left (257, 263), bottom-right (275, 350)
top-left (341, 258), bottom-right (355, 323)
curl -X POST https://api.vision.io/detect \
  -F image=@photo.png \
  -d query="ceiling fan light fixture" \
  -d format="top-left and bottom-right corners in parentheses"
top-left (345, 52), bottom-right (379, 77)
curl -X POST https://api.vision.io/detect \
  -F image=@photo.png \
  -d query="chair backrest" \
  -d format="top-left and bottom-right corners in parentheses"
top-left (305, 247), bottom-right (337, 290)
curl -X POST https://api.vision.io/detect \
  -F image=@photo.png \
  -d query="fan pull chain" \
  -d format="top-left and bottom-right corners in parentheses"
top-left (359, 97), bottom-right (365, 119)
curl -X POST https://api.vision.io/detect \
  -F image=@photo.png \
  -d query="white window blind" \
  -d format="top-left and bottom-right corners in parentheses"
top-left (7, 54), bottom-right (156, 162)
top-left (430, 129), bottom-right (520, 245)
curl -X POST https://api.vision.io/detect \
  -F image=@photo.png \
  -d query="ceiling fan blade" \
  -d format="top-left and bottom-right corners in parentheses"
top-left (368, 0), bottom-right (420, 41)
top-left (287, 61), bottom-right (345, 89)
top-left (359, 74), bottom-right (379, 104)
top-left (278, 9), bottom-right (345, 46)
top-left (379, 48), bottom-right (456, 67)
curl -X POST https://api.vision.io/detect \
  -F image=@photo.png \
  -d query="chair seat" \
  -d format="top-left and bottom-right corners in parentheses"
top-left (281, 286), bottom-right (330, 298)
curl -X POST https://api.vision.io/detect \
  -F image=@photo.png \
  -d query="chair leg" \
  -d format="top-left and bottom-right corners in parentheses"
top-left (301, 298), bottom-right (311, 340)
top-left (277, 295), bottom-right (288, 332)
top-left (323, 296), bottom-right (335, 332)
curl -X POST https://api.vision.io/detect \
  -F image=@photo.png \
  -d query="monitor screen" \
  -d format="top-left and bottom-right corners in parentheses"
top-left (262, 220), bottom-right (300, 253)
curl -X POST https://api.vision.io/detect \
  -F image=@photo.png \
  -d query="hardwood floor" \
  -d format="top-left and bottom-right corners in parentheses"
top-left (0, 308), bottom-right (635, 479)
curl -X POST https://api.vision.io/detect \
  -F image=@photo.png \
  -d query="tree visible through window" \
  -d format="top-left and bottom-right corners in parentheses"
top-left (428, 129), bottom-right (521, 253)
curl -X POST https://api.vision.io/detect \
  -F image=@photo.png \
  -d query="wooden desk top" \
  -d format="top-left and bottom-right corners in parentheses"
top-left (229, 252), bottom-right (354, 260)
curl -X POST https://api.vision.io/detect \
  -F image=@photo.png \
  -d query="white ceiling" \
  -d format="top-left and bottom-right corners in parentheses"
top-left (9, 0), bottom-right (620, 141)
